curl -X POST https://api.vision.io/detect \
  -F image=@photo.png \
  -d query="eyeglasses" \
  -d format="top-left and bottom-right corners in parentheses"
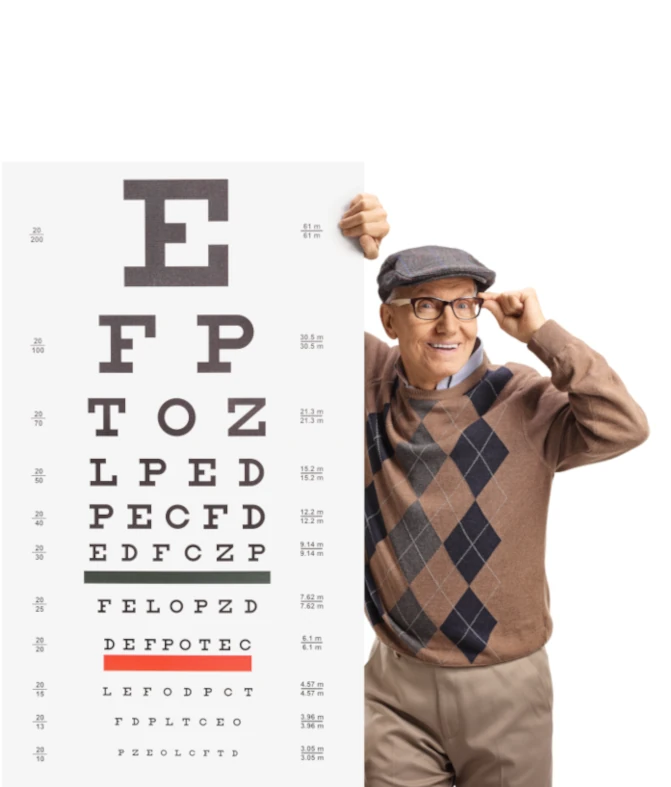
top-left (386, 296), bottom-right (484, 321)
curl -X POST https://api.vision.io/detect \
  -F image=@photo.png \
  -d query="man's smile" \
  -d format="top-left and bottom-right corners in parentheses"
top-left (427, 341), bottom-right (461, 355)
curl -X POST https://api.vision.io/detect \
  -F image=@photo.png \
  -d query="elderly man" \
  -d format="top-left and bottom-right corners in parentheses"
top-left (339, 194), bottom-right (650, 786)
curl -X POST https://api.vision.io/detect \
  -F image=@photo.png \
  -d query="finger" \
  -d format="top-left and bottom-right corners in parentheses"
top-left (339, 206), bottom-right (387, 229)
top-left (368, 219), bottom-right (390, 240)
top-left (504, 291), bottom-right (523, 304)
top-left (481, 297), bottom-right (505, 322)
top-left (350, 192), bottom-right (378, 206)
top-left (342, 220), bottom-right (389, 238)
top-left (503, 293), bottom-right (523, 314)
top-left (342, 194), bottom-right (382, 217)
top-left (479, 290), bottom-right (500, 299)
top-left (359, 234), bottom-right (379, 259)
top-left (345, 194), bottom-right (372, 212)
top-left (519, 288), bottom-right (543, 321)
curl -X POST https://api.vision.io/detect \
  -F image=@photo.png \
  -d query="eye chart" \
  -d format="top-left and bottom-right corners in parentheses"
top-left (2, 162), bottom-right (364, 785)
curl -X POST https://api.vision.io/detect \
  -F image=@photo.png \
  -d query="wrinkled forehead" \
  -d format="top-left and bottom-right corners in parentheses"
top-left (393, 276), bottom-right (477, 299)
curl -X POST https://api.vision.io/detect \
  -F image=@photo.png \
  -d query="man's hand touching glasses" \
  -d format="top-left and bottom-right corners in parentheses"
top-left (480, 288), bottom-right (547, 344)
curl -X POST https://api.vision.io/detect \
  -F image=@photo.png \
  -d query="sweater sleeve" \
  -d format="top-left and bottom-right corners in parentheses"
top-left (520, 319), bottom-right (650, 472)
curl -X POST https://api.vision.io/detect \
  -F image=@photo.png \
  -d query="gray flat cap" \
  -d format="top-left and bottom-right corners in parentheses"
top-left (377, 245), bottom-right (496, 302)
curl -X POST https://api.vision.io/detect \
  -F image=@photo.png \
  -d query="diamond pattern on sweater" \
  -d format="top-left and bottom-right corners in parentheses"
top-left (389, 500), bottom-right (442, 583)
top-left (468, 367), bottom-right (514, 416)
top-left (450, 418), bottom-right (509, 498)
top-left (365, 480), bottom-right (386, 560)
top-left (409, 398), bottom-right (436, 421)
top-left (444, 502), bottom-right (501, 583)
top-left (396, 426), bottom-right (448, 497)
top-left (440, 587), bottom-right (498, 663)
top-left (390, 587), bottom-right (438, 652)
top-left (366, 403), bottom-right (394, 474)
top-left (365, 364), bottom-right (515, 664)
top-left (365, 562), bottom-right (385, 626)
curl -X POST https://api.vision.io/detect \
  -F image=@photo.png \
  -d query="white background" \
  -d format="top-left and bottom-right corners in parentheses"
top-left (2, 2), bottom-right (669, 784)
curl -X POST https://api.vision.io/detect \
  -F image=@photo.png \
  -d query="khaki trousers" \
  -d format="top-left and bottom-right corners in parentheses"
top-left (365, 637), bottom-right (553, 786)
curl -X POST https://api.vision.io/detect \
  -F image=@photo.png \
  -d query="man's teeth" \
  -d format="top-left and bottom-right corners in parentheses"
top-left (430, 343), bottom-right (458, 349)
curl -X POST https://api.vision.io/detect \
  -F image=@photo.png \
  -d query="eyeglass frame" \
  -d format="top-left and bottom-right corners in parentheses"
top-left (385, 296), bottom-right (484, 321)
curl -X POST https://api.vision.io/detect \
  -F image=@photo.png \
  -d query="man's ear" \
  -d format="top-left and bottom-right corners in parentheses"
top-left (379, 304), bottom-right (398, 340)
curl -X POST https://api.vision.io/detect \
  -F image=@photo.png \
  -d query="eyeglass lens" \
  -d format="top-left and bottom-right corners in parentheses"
top-left (414, 298), bottom-right (480, 320)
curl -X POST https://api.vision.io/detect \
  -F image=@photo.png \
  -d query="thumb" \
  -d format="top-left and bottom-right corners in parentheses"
top-left (359, 234), bottom-right (379, 259)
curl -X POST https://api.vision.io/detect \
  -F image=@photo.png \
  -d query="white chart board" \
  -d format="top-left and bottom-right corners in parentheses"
top-left (2, 162), bottom-right (364, 784)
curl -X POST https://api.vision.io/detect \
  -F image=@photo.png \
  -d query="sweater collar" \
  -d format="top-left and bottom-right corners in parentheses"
top-left (395, 336), bottom-right (485, 391)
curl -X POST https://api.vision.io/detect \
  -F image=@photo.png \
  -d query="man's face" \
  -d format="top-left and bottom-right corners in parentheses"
top-left (380, 276), bottom-right (479, 391)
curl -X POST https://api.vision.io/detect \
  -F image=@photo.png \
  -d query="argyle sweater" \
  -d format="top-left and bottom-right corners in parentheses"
top-left (364, 319), bottom-right (649, 667)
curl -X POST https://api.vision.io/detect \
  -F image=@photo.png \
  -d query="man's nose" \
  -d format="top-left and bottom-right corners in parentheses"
top-left (437, 304), bottom-right (459, 332)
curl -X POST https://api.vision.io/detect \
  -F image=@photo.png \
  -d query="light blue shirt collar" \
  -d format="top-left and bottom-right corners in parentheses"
top-left (396, 336), bottom-right (484, 390)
